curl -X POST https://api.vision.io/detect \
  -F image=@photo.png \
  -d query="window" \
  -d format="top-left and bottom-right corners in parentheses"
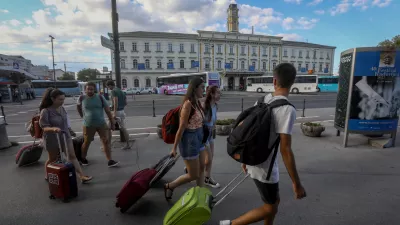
top-left (121, 59), bottom-right (125, 69)
top-left (122, 79), bottom-right (127, 88)
top-left (306, 63), bottom-right (309, 70)
top-left (157, 59), bottom-right (162, 69)
top-left (295, 76), bottom-right (317, 83)
top-left (180, 60), bottom-right (184, 69)
top-left (132, 42), bottom-right (137, 51)
top-left (180, 43), bottom-right (184, 52)
top-left (191, 44), bottom-right (195, 52)
top-left (145, 43), bottom-right (149, 52)
top-left (273, 47), bottom-right (277, 56)
top-left (230, 61), bottom-right (234, 69)
top-left (292, 49), bottom-right (295, 57)
top-left (168, 59), bottom-right (173, 68)
top-left (299, 50), bottom-right (302, 57)
top-left (205, 60), bottom-right (210, 69)
top-left (119, 42), bottom-right (124, 51)
top-left (217, 60), bottom-right (222, 69)
top-left (168, 43), bottom-right (173, 52)
top-left (284, 49), bottom-right (287, 57)
top-left (134, 79), bottom-right (139, 87)
top-left (217, 45), bottom-right (222, 53)
top-left (156, 43), bottom-right (161, 52)
top-left (133, 59), bottom-right (138, 69)
top-left (326, 63), bottom-right (330, 69)
top-left (145, 59), bottom-right (150, 69)
top-left (252, 46), bottom-right (256, 55)
top-left (306, 50), bottom-right (309, 58)
top-left (241, 46), bottom-right (245, 54)
top-left (298, 63), bottom-right (301, 71)
top-left (191, 60), bottom-right (195, 68)
top-left (263, 61), bottom-right (266, 70)
top-left (320, 51), bottom-right (323, 58)
top-left (205, 44), bottom-right (209, 53)
top-left (273, 62), bottom-right (276, 69)
top-left (313, 50), bottom-right (317, 59)
top-left (252, 61), bottom-right (256, 67)
top-left (146, 78), bottom-right (151, 87)
top-left (241, 61), bottom-right (245, 69)
top-left (262, 47), bottom-right (267, 55)
top-left (230, 45), bottom-right (234, 54)
top-left (319, 63), bottom-right (322, 72)
top-left (313, 63), bottom-right (316, 71)
top-left (327, 52), bottom-right (330, 59)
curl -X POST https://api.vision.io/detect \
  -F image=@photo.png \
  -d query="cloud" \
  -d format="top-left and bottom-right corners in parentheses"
top-left (372, 0), bottom-right (392, 7)
top-left (276, 33), bottom-right (304, 41)
top-left (330, 0), bottom-right (350, 16)
top-left (353, 0), bottom-right (368, 10)
top-left (9, 19), bottom-right (22, 26)
top-left (0, 9), bottom-right (9, 13)
top-left (282, 17), bottom-right (318, 30)
top-left (314, 10), bottom-right (325, 15)
top-left (25, 20), bottom-right (33, 25)
top-left (308, 0), bottom-right (323, 6)
top-left (283, 0), bottom-right (302, 4)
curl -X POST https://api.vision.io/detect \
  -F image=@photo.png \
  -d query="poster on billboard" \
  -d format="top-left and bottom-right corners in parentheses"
top-left (334, 50), bottom-right (354, 131)
top-left (348, 49), bottom-right (400, 132)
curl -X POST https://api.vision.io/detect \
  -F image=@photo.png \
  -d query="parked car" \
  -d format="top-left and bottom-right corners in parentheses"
top-left (139, 87), bottom-right (154, 94)
top-left (123, 87), bottom-right (141, 95)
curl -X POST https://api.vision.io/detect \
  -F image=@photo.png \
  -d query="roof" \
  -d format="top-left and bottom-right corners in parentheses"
top-left (282, 40), bottom-right (336, 49)
top-left (109, 31), bottom-right (198, 40)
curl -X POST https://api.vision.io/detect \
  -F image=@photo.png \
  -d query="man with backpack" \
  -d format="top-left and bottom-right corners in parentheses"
top-left (77, 82), bottom-right (119, 168)
top-left (106, 80), bottom-right (131, 150)
top-left (221, 63), bottom-right (306, 225)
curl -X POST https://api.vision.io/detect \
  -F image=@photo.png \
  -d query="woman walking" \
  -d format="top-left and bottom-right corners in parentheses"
top-left (40, 88), bottom-right (92, 183)
top-left (202, 85), bottom-right (221, 188)
top-left (164, 78), bottom-right (206, 200)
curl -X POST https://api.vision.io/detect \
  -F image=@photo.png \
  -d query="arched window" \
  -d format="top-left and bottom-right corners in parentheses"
top-left (122, 79), bottom-right (127, 88)
top-left (145, 59), bottom-right (150, 69)
top-left (146, 78), bottom-right (151, 87)
top-left (134, 79), bottom-right (139, 87)
top-left (121, 59), bottom-right (125, 69)
top-left (180, 60), bottom-right (184, 69)
top-left (133, 59), bottom-right (138, 69)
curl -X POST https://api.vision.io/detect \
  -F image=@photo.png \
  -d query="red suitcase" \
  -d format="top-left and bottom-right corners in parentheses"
top-left (47, 132), bottom-right (78, 203)
top-left (115, 168), bottom-right (157, 213)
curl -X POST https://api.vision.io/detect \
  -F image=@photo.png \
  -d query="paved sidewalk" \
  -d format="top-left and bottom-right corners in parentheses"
top-left (0, 121), bottom-right (399, 225)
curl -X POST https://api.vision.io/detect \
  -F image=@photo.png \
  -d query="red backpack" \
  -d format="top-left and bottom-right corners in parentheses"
top-left (161, 105), bottom-right (195, 144)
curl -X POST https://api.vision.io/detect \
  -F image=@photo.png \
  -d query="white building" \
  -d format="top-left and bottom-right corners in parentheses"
top-left (109, 4), bottom-right (336, 90)
top-left (0, 54), bottom-right (32, 73)
top-left (30, 65), bottom-right (49, 79)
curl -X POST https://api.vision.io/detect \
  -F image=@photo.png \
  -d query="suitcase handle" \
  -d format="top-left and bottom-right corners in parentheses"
top-left (212, 171), bottom-right (249, 208)
top-left (149, 153), bottom-right (180, 186)
top-left (55, 131), bottom-right (69, 163)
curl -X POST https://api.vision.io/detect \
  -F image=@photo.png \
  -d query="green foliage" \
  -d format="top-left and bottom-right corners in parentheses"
top-left (77, 68), bottom-right (100, 81)
top-left (303, 122), bottom-right (322, 127)
top-left (377, 35), bottom-right (400, 48)
top-left (58, 73), bottom-right (75, 80)
top-left (216, 119), bottom-right (235, 125)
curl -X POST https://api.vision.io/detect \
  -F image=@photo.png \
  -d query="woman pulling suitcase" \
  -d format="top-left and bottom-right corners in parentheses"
top-left (39, 88), bottom-right (93, 183)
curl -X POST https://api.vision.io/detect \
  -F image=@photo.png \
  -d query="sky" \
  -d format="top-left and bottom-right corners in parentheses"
top-left (0, 0), bottom-right (398, 74)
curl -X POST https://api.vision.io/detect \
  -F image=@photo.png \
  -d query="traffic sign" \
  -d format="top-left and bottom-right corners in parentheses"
top-left (101, 35), bottom-right (115, 50)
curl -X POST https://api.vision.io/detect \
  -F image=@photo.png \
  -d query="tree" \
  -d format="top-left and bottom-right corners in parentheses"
top-left (378, 35), bottom-right (400, 48)
top-left (58, 73), bottom-right (75, 80)
top-left (77, 68), bottom-right (100, 81)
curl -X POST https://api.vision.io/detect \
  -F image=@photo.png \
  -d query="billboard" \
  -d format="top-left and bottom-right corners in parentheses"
top-left (335, 47), bottom-right (400, 135)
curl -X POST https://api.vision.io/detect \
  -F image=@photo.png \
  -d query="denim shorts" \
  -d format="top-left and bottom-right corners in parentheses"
top-left (179, 127), bottom-right (204, 160)
top-left (200, 126), bottom-right (214, 150)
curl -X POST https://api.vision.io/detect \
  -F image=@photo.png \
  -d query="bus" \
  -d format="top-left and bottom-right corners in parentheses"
top-left (246, 75), bottom-right (319, 94)
top-left (156, 72), bottom-right (220, 95)
top-left (31, 80), bottom-right (80, 97)
top-left (317, 76), bottom-right (338, 92)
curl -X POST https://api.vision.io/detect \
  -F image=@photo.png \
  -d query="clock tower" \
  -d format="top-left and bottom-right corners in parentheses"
top-left (227, 4), bottom-right (239, 33)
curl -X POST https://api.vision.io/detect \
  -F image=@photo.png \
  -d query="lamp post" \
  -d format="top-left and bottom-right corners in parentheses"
top-left (49, 35), bottom-right (56, 88)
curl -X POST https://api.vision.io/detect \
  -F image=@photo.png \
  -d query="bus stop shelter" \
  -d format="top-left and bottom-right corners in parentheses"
top-left (0, 66), bottom-right (38, 103)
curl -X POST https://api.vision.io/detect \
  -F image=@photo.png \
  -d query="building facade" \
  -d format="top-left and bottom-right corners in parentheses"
top-left (30, 65), bottom-right (49, 79)
top-left (109, 4), bottom-right (336, 90)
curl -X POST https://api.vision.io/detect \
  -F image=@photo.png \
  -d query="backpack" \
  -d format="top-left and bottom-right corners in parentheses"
top-left (161, 103), bottom-right (197, 144)
top-left (227, 96), bottom-right (294, 179)
top-left (27, 113), bottom-right (42, 139)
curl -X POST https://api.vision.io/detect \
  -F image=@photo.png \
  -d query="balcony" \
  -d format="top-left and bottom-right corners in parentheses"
top-left (144, 50), bottom-right (151, 53)
top-left (179, 51), bottom-right (185, 54)
top-left (155, 51), bottom-right (163, 53)
top-left (131, 50), bottom-right (138, 53)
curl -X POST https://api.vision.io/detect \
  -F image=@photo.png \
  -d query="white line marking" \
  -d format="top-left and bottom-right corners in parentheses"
top-left (296, 116), bottom-right (319, 119)
top-left (7, 114), bottom-right (19, 116)
top-left (18, 112), bottom-right (28, 114)
top-left (330, 115), bottom-right (335, 117)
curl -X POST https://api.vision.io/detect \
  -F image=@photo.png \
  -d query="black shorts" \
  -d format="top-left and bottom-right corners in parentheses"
top-left (253, 179), bottom-right (279, 205)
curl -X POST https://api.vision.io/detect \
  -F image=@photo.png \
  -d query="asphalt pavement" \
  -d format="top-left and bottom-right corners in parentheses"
top-left (1, 120), bottom-right (399, 225)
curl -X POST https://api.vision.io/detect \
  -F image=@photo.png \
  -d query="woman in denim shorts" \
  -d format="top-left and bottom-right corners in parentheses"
top-left (164, 77), bottom-right (206, 200)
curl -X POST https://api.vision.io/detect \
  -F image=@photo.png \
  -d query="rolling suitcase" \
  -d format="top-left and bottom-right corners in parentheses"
top-left (72, 135), bottom-right (84, 162)
top-left (150, 154), bottom-right (180, 186)
top-left (163, 171), bottom-right (249, 225)
top-left (15, 142), bottom-right (43, 167)
top-left (115, 168), bottom-right (157, 213)
top-left (47, 132), bottom-right (78, 202)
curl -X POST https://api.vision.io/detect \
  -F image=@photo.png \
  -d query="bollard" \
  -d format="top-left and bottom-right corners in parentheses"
top-left (1, 106), bottom-right (7, 125)
top-left (302, 99), bottom-right (305, 117)
top-left (241, 98), bottom-right (244, 112)
top-left (152, 100), bottom-right (156, 117)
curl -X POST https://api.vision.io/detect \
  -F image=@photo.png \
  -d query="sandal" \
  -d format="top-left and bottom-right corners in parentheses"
top-left (81, 176), bottom-right (93, 184)
top-left (164, 183), bottom-right (173, 200)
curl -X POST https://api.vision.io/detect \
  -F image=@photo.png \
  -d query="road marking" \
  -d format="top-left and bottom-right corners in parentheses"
top-left (294, 120), bottom-right (334, 125)
top-left (7, 114), bottom-right (19, 116)
top-left (296, 116), bottom-right (319, 119)
top-left (18, 112), bottom-right (28, 114)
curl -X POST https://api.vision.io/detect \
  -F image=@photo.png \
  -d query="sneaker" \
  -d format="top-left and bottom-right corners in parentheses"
top-left (81, 158), bottom-right (89, 166)
top-left (219, 220), bottom-right (232, 225)
top-left (205, 177), bottom-right (221, 188)
top-left (121, 145), bottom-right (131, 150)
top-left (108, 160), bottom-right (120, 168)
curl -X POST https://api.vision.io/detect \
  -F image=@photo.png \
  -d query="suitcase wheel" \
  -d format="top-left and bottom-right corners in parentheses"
top-left (49, 195), bottom-right (55, 200)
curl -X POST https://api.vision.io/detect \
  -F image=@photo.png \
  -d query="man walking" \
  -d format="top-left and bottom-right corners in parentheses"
top-left (77, 82), bottom-right (119, 168)
top-left (106, 80), bottom-right (131, 150)
top-left (219, 63), bottom-right (306, 225)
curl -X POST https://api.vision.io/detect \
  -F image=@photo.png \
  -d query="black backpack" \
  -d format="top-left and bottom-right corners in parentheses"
top-left (227, 96), bottom-right (294, 179)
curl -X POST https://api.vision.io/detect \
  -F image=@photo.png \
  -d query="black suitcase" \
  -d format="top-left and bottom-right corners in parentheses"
top-left (150, 154), bottom-right (180, 186)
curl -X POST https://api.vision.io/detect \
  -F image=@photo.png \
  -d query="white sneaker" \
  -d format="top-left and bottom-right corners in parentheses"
top-left (219, 220), bottom-right (231, 225)
top-left (205, 177), bottom-right (221, 188)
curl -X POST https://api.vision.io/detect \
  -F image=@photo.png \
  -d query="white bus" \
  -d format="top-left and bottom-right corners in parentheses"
top-left (246, 75), bottom-right (318, 94)
top-left (156, 72), bottom-right (220, 95)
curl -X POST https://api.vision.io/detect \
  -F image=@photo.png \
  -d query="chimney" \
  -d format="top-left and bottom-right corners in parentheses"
top-left (252, 26), bottom-right (254, 34)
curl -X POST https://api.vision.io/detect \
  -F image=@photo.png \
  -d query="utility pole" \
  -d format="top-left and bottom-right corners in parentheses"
top-left (49, 35), bottom-right (56, 88)
top-left (111, 0), bottom-right (121, 88)
top-left (64, 61), bottom-right (67, 75)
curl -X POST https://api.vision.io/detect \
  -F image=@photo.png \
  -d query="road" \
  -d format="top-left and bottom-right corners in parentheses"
top-left (1, 92), bottom-right (337, 123)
